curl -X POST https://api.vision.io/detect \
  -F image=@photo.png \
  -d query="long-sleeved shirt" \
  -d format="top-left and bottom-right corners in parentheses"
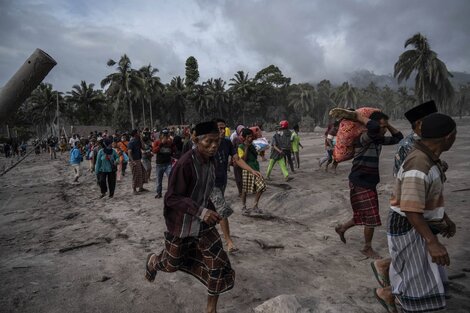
top-left (393, 132), bottom-right (419, 177)
top-left (163, 149), bottom-right (216, 238)
top-left (69, 148), bottom-right (82, 165)
top-left (349, 120), bottom-right (403, 188)
top-left (152, 139), bottom-right (175, 164)
top-left (95, 149), bottom-right (119, 173)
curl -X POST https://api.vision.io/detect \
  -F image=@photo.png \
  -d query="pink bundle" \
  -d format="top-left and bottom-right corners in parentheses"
top-left (333, 107), bottom-right (380, 163)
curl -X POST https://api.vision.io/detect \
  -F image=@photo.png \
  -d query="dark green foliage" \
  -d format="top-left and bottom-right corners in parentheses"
top-left (185, 56), bottom-right (200, 87)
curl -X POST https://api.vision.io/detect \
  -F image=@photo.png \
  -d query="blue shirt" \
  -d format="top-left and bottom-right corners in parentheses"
top-left (69, 148), bottom-right (82, 165)
top-left (95, 149), bottom-right (119, 173)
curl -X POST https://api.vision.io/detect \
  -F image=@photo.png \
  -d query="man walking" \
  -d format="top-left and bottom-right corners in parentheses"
top-left (277, 120), bottom-right (295, 173)
top-left (127, 129), bottom-right (147, 195)
top-left (145, 121), bottom-right (234, 313)
top-left (334, 110), bottom-right (403, 259)
top-left (152, 129), bottom-right (175, 199)
top-left (210, 119), bottom-right (262, 253)
top-left (386, 113), bottom-right (457, 312)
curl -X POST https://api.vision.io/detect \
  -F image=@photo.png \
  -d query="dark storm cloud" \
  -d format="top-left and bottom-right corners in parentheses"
top-left (1, 0), bottom-right (469, 92)
top-left (0, 1), bottom-right (183, 91)
top-left (218, 0), bottom-right (470, 83)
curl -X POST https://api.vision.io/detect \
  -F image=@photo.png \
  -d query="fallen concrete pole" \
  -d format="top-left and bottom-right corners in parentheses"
top-left (0, 49), bottom-right (57, 123)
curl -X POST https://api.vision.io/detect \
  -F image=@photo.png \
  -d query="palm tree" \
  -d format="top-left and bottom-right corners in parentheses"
top-left (167, 76), bottom-right (187, 124)
top-left (189, 84), bottom-right (211, 121)
top-left (101, 54), bottom-right (143, 130)
top-left (229, 71), bottom-right (253, 125)
top-left (336, 82), bottom-right (358, 108)
top-left (67, 80), bottom-right (104, 125)
top-left (394, 33), bottom-right (454, 106)
top-left (139, 64), bottom-right (163, 129)
top-left (316, 80), bottom-right (336, 126)
top-left (28, 83), bottom-right (63, 136)
top-left (287, 83), bottom-right (315, 116)
top-left (207, 78), bottom-right (229, 119)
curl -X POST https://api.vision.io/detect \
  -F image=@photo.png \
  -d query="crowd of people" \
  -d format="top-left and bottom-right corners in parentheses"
top-left (4, 99), bottom-right (458, 313)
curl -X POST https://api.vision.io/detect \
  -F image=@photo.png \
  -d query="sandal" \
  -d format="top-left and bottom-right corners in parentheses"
top-left (371, 261), bottom-right (390, 287)
top-left (145, 253), bottom-right (157, 282)
top-left (374, 288), bottom-right (397, 313)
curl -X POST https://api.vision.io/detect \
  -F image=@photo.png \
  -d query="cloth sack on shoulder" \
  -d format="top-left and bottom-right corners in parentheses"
top-left (333, 107), bottom-right (380, 163)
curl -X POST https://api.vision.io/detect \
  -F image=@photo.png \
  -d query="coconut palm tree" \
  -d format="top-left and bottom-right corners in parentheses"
top-left (229, 71), bottom-right (254, 125)
top-left (101, 54), bottom-right (143, 130)
top-left (189, 83), bottom-right (211, 121)
top-left (28, 83), bottom-right (63, 135)
top-left (316, 80), bottom-right (336, 126)
top-left (206, 78), bottom-right (229, 119)
top-left (167, 76), bottom-right (187, 124)
top-left (67, 80), bottom-right (104, 125)
top-left (394, 33), bottom-right (454, 106)
top-left (287, 83), bottom-right (315, 116)
top-left (336, 82), bottom-right (358, 109)
top-left (139, 64), bottom-right (163, 129)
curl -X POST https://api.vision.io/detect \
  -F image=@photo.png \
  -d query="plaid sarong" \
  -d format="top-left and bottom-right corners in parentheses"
top-left (387, 210), bottom-right (446, 312)
top-left (242, 170), bottom-right (266, 194)
top-left (153, 226), bottom-right (235, 295)
top-left (130, 160), bottom-right (144, 189)
top-left (349, 182), bottom-right (381, 227)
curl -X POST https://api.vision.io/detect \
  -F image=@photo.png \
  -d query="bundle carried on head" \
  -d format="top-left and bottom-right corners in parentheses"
top-left (329, 107), bottom-right (381, 163)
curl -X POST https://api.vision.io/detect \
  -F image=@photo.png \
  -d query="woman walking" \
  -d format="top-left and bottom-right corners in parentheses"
top-left (95, 138), bottom-right (119, 198)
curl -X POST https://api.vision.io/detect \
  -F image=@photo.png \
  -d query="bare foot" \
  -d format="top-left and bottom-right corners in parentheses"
top-left (226, 241), bottom-right (239, 254)
top-left (145, 253), bottom-right (157, 282)
top-left (335, 225), bottom-right (346, 244)
top-left (361, 247), bottom-right (382, 259)
top-left (375, 287), bottom-right (397, 313)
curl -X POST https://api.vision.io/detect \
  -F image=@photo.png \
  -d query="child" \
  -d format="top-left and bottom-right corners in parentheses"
top-left (238, 128), bottom-right (266, 215)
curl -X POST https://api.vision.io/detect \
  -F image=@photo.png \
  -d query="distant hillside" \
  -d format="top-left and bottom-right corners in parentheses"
top-left (345, 70), bottom-right (470, 89)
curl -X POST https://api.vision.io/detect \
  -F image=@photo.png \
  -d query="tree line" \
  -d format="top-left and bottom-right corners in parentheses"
top-left (5, 33), bottom-right (470, 139)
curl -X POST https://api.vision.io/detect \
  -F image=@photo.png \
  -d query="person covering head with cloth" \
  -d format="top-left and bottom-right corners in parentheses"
top-left (145, 121), bottom-right (234, 313)
top-left (386, 113), bottom-right (457, 313)
top-left (238, 128), bottom-right (267, 215)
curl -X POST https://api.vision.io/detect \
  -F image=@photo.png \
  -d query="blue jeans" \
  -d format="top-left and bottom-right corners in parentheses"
top-left (156, 163), bottom-right (172, 195)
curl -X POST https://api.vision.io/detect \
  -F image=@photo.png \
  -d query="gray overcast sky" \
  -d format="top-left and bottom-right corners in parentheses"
top-left (1, 0), bottom-right (469, 92)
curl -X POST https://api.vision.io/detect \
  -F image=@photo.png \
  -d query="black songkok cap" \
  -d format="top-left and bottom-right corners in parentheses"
top-left (404, 100), bottom-right (438, 124)
top-left (195, 121), bottom-right (219, 136)
top-left (421, 113), bottom-right (456, 139)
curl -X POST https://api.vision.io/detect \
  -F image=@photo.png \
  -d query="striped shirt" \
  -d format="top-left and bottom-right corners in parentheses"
top-left (349, 120), bottom-right (403, 188)
top-left (393, 132), bottom-right (419, 177)
top-left (390, 140), bottom-right (446, 221)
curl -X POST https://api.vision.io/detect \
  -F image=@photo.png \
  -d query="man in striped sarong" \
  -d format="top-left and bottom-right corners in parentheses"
top-left (145, 121), bottom-right (234, 313)
top-left (386, 113), bottom-right (457, 312)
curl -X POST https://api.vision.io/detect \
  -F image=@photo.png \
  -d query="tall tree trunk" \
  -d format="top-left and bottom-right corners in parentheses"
top-left (127, 93), bottom-right (135, 130)
top-left (149, 99), bottom-right (153, 129)
top-left (142, 99), bottom-right (146, 128)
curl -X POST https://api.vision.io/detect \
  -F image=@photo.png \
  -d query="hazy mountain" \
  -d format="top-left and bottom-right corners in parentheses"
top-left (344, 70), bottom-right (470, 89)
